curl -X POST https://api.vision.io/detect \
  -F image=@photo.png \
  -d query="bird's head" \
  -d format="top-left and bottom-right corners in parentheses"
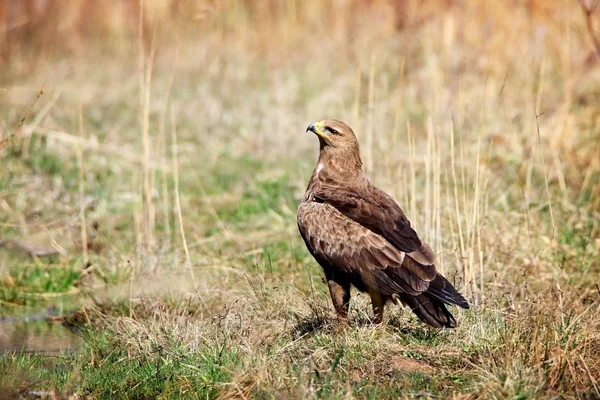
top-left (306, 119), bottom-right (362, 173)
top-left (306, 119), bottom-right (359, 151)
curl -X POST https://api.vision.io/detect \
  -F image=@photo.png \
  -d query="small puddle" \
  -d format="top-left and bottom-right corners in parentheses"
top-left (0, 311), bottom-right (82, 355)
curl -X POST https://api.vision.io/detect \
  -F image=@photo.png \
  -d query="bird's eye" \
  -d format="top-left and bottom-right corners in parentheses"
top-left (327, 127), bottom-right (339, 135)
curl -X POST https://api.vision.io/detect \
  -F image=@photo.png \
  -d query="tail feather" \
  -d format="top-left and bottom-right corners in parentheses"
top-left (398, 292), bottom-right (457, 328)
top-left (426, 274), bottom-right (470, 309)
top-left (393, 274), bottom-right (469, 329)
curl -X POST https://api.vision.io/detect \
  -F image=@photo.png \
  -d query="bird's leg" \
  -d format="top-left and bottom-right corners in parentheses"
top-left (369, 291), bottom-right (388, 324)
top-left (326, 278), bottom-right (351, 320)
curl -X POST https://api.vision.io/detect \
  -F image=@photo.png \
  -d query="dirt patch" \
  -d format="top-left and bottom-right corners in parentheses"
top-left (386, 355), bottom-right (435, 375)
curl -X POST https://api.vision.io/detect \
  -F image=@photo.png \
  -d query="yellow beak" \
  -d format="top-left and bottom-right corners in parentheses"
top-left (306, 121), bottom-right (327, 138)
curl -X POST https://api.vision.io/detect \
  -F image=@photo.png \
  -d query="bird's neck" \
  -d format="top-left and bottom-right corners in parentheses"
top-left (312, 146), bottom-right (363, 182)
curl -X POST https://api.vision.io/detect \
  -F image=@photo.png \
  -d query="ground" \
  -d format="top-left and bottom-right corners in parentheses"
top-left (0, 1), bottom-right (599, 399)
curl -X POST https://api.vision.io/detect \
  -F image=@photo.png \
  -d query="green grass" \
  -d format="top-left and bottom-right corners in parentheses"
top-left (0, 329), bottom-right (240, 399)
top-left (1, 300), bottom-right (478, 399)
top-left (216, 175), bottom-right (296, 223)
top-left (0, 265), bottom-right (80, 306)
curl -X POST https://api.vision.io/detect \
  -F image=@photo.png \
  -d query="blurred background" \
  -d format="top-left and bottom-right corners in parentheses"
top-left (2, 0), bottom-right (600, 327)
top-left (1, 1), bottom-right (600, 397)
top-left (1, 0), bottom-right (600, 319)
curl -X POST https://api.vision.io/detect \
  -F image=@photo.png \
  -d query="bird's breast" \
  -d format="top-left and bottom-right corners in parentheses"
top-left (297, 200), bottom-right (364, 247)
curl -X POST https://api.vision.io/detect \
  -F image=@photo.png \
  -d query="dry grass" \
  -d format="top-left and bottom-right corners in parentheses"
top-left (1, 0), bottom-right (600, 398)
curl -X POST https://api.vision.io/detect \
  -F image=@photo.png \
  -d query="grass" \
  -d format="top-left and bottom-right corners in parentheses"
top-left (1, 0), bottom-right (600, 398)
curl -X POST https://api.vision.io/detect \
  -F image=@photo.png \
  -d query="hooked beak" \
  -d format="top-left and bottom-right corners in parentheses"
top-left (306, 121), bottom-right (326, 138)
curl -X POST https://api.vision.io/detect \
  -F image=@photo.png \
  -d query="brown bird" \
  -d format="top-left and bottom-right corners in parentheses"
top-left (297, 119), bottom-right (469, 328)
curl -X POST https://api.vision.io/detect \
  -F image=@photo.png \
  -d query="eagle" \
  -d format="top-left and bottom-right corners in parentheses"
top-left (297, 119), bottom-right (469, 328)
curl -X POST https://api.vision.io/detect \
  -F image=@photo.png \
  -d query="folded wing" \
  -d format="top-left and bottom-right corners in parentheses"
top-left (312, 183), bottom-right (423, 254)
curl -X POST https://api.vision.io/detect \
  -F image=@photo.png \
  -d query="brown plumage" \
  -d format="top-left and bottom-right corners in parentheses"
top-left (297, 119), bottom-right (469, 328)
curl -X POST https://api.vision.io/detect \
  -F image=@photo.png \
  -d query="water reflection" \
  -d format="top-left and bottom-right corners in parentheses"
top-left (0, 316), bottom-right (81, 355)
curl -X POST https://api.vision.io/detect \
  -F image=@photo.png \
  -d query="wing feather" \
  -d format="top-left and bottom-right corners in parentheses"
top-left (313, 183), bottom-right (422, 253)
top-left (298, 195), bottom-right (469, 311)
top-left (298, 201), bottom-right (435, 297)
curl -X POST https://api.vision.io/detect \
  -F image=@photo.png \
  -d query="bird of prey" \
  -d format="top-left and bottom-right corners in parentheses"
top-left (297, 119), bottom-right (469, 328)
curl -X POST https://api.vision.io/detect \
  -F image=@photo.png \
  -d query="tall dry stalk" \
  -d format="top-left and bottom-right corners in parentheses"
top-left (406, 119), bottom-right (417, 225)
top-left (157, 67), bottom-right (176, 242)
top-left (449, 122), bottom-right (469, 292)
top-left (77, 105), bottom-right (89, 265)
top-left (169, 107), bottom-right (198, 298)
top-left (364, 52), bottom-right (376, 175)
top-left (138, 0), bottom-right (156, 249)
